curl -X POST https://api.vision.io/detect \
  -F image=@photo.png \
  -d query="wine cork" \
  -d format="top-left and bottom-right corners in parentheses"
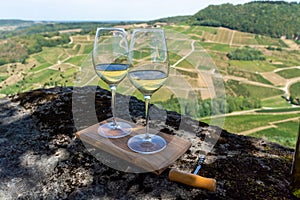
top-left (168, 169), bottom-right (216, 192)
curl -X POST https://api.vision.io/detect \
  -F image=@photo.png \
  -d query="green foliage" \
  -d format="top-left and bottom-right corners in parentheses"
top-left (191, 19), bottom-right (221, 27)
top-left (227, 46), bottom-right (265, 61)
top-left (150, 16), bottom-right (191, 24)
top-left (190, 1), bottom-right (300, 39)
top-left (227, 96), bottom-right (261, 113)
top-left (293, 189), bottom-right (300, 198)
top-left (22, 33), bottom-right (70, 54)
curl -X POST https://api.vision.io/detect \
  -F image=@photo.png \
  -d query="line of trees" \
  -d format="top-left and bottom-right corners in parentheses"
top-left (227, 46), bottom-right (265, 61)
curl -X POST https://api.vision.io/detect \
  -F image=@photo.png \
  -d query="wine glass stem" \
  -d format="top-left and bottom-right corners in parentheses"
top-left (110, 85), bottom-right (117, 126)
top-left (144, 95), bottom-right (151, 140)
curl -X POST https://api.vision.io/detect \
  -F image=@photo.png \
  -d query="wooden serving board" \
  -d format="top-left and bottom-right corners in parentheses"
top-left (75, 118), bottom-right (192, 174)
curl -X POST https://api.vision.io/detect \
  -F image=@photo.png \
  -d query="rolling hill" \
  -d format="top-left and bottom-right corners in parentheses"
top-left (155, 1), bottom-right (300, 40)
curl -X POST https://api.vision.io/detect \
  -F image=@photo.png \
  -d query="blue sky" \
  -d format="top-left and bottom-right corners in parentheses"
top-left (0, 0), bottom-right (296, 21)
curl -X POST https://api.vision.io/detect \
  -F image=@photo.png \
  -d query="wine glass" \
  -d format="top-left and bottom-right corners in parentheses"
top-left (127, 28), bottom-right (169, 154)
top-left (92, 27), bottom-right (132, 138)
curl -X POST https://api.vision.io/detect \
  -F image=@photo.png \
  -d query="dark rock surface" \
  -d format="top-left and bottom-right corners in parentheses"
top-left (0, 86), bottom-right (297, 199)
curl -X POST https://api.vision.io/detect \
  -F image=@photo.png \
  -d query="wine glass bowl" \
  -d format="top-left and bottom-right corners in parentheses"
top-left (128, 28), bottom-right (169, 154)
top-left (92, 27), bottom-right (132, 138)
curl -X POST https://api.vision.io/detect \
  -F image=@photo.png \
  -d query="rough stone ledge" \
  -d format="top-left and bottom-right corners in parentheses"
top-left (0, 86), bottom-right (297, 199)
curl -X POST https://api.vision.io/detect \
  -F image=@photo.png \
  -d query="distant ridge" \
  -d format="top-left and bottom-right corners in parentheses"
top-left (0, 19), bottom-right (34, 26)
top-left (0, 19), bottom-right (143, 25)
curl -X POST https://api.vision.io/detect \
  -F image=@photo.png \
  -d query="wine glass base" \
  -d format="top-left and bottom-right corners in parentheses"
top-left (127, 134), bottom-right (167, 154)
top-left (98, 122), bottom-right (132, 138)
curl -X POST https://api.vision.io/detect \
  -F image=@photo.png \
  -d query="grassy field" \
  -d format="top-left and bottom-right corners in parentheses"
top-left (203, 113), bottom-right (300, 133)
top-left (290, 82), bottom-right (300, 97)
top-left (29, 63), bottom-right (52, 72)
top-left (167, 39), bottom-right (193, 54)
top-left (83, 44), bottom-right (93, 54)
top-left (202, 28), bottom-right (233, 44)
top-left (250, 120), bottom-right (299, 148)
top-left (267, 50), bottom-right (300, 67)
top-left (229, 60), bottom-right (277, 73)
top-left (226, 80), bottom-right (284, 98)
top-left (242, 84), bottom-right (284, 98)
top-left (261, 96), bottom-right (291, 108)
top-left (256, 107), bottom-right (300, 113)
top-left (199, 42), bottom-right (232, 52)
top-left (276, 68), bottom-right (300, 79)
top-left (227, 67), bottom-right (273, 85)
top-left (37, 47), bottom-right (65, 64)
top-left (64, 55), bottom-right (86, 66)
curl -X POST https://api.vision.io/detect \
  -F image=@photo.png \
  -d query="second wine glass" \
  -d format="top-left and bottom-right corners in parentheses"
top-left (92, 27), bottom-right (132, 138)
top-left (128, 28), bottom-right (169, 154)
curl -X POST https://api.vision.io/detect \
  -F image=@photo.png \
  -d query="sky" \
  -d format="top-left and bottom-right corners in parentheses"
top-left (0, 0), bottom-right (297, 21)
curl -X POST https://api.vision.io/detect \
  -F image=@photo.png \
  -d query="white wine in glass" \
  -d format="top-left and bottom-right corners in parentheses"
top-left (92, 27), bottom-right (132, 138)
top-left (128, 28), bottom-right (169, 154)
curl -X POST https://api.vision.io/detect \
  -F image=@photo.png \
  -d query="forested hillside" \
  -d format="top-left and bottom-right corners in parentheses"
top-left (190, 1), bottom-right (300, 39)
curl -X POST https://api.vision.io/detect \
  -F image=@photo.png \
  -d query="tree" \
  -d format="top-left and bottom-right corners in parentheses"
top-left (227, 47), bottom-right (265, 61)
